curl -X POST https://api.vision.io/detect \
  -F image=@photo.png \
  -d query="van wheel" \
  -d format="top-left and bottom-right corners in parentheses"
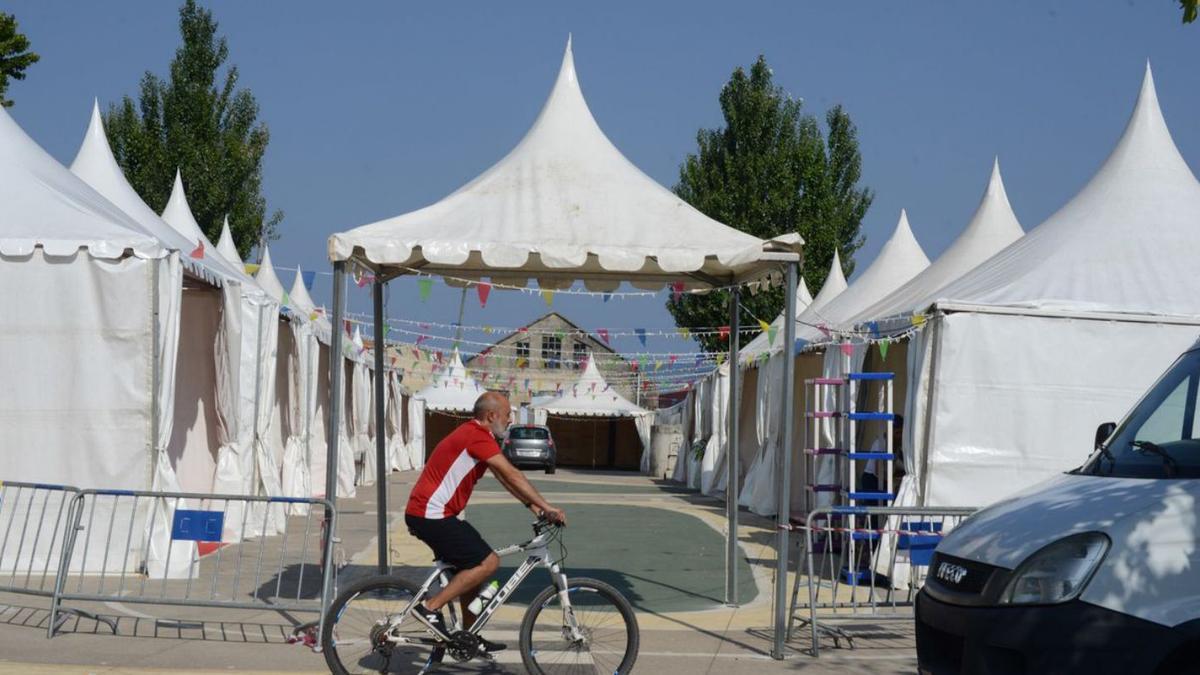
top-left (545, 464), bottom-right (556, 475)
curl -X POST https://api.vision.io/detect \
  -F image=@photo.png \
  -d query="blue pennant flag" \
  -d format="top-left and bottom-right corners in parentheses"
top-left (302, 270), bottom-right (316, 291)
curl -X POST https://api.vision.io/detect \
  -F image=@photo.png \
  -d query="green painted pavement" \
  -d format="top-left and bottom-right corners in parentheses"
top-left (464, 503), bottom-right (757, 613)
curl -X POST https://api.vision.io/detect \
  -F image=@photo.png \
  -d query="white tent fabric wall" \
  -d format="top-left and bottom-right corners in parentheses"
top-left (406, 396), bottom-right (427, 470)
top-left (336, 352), bottom-right (357, 498)
top-left (702, 365), bottom-right (733, 496)
top-left (901, 66), bottom-right (1200, 510)
top-left (254, 248), bottom-right (299, 526)
top-left (0, 102), bottom-right (193, 576)
top-left (161, 175), bottom-right (280, 539)
top-left (352, 356), bottom-right (374, 486)
top-left (739, 279), bottom-right (814, 362)
top-left (388, 373), bottom-right (410, 471)
top-left (281, 312), bottom-right (314, 515)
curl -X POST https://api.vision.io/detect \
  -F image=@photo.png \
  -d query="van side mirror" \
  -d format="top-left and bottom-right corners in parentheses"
top-left (1095, 422), bottom-right (1116, 450)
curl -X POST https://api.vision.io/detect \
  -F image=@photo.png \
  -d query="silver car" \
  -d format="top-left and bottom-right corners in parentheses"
top-left (502, 424), bottom-right (557, 474)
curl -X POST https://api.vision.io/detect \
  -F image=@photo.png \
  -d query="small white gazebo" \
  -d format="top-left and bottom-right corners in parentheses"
top-left (530, 356), bottom-right (653, 470)
top-left (323, 38), bottom-right (801, 645)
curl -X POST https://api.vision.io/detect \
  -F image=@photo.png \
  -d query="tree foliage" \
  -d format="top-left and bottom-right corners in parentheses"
top-left (105, 0), bottom-right (281, 256)
top-left (0, 12), bottom-right (40, 108)
top-left (1183, 0), bottom-right (1199, 23)
top-left (668, 56), bottom-right (873, 352)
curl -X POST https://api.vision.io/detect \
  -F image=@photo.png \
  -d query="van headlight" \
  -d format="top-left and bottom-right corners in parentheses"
top-left (999, 532), bottom-right (1110, 605)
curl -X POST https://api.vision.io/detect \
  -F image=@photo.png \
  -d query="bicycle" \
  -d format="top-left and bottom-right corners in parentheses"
top-left (321, 516), bottom-right (640, 674)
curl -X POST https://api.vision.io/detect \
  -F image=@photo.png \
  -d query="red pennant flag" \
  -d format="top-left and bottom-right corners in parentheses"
top-left (518, 327), bottom-right (528, 334)
top-left (669, 355), bottom-right (678, 365)
top-left (477, 282), bottom-right (492, 308)
top-left (718, 325), bottom-right (731, 341)
top-left (670, 281), bottom-right (685, 302)
top-left (598, 329), bottom-right (610, 344)
top-left (189, 239), bottom-right (204, 259)
top-left (416, 335), bottom-right (428, 346)
top-left (840, 342), bottom-right (853, 357)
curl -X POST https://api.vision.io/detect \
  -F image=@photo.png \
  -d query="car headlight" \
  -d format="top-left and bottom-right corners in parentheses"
top-left (999, 532), bottom-right (1110, 605)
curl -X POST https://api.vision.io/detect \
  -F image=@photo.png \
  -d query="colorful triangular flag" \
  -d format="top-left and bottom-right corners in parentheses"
top-left (418, 278), bottom-right (432, 301)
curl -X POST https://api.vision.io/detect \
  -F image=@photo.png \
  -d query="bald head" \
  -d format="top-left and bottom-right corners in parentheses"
top-left (473, 391), bottom-right (510, 420)
top-left (473, 391), bottom-right (512, 438)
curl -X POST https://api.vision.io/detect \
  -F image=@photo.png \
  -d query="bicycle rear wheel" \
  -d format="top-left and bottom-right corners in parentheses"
top-left (322, 574), bottom-right (441, 675)
top-left (519, 577), bottom-right (639, 675)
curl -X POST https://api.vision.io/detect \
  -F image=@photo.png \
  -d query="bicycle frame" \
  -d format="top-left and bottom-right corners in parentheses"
top-left (390, 525), bottom-right (583, 646)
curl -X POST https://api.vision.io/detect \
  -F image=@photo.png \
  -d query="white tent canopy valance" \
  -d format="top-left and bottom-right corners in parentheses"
top-left (327, 38), bottom-right (799, 291)
top-left (531, 355), bottom-right (648, 417)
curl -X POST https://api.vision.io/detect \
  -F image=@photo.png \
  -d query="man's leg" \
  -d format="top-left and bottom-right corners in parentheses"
top-left (424, 552), bottom-right (498, 613)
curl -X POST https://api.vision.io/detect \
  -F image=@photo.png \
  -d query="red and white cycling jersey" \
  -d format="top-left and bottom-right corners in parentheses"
top-left (406, 420), bottom-right (501, 519)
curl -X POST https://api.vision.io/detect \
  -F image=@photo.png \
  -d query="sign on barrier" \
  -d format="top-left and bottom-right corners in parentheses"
top-left (790, 505), bottom-right (978, 657)
top-left (47, 489), bottom-right (337, 642)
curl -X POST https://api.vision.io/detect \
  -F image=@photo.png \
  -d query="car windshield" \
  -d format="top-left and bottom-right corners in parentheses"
top-left (1081, 350), bottom-right (1200, 478)
top-left (509, 427), bottom-right (549, 440)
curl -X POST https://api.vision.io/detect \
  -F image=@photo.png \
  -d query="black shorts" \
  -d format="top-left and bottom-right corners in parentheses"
top-left (405, 514), bottom-right (493, 570)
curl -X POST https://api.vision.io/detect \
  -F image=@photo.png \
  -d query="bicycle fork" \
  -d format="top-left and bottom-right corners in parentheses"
top-left (550, 562), bottom-right (586, 643)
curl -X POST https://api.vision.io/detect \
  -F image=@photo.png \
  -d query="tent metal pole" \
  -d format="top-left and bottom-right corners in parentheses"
top-left (724, 288), bottom-right (740, 607)
top-left (772, 262), bottom-right (798, 659)
top-left (372, 280), bottom-right (389, 574)
top-left (324, 261), bottom-right (347, 579)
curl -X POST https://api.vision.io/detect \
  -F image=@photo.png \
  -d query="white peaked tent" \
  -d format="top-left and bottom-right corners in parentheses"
top-left (739, 279), bottom-right (814, 362)
top-left (741, 214), bottom-right (929, 518)
top-left (417, 348), bottom-right (487, 412)
top-left (284, 267), bottom-right (342, 495)
top-left (252, 247), bottom-right (315, 515)
top-left (710, 253), bottom-right (854, 504)
top-left (850, 160), bottom-right (1025, 330)
top-left (325, 38), bottom-right (800, 630)
top-left (417, 348), bottom-right (487, 457)
top-left (0, 103), bottom-right (179, 577)
top-left (348, 327), bottom-right (377, 487)
top-left (903, 65), bottom-right (1200, 509)
top-left (162, 174), bottom-right (284, 538)
top-left (530, 356), bottom-right (653, 470)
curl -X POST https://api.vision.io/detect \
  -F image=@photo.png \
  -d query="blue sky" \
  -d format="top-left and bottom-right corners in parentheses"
top-left (7, 1), bottom-right (1200, 362)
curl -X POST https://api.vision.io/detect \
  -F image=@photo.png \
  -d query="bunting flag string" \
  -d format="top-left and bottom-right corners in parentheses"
top-left (189, 240), bottom-right (205, 260)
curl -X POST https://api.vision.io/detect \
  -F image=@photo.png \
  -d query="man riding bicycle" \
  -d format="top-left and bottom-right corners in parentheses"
top-left (404, 390), bottom-right (566, 654)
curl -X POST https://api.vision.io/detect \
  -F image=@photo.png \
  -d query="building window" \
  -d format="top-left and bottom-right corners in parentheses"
top-left (515, 341), bottom-right (530, 361)
top-left (573, 342), bottom-right (588, 369)
top-left (542, 336), bottom-right (561, 369)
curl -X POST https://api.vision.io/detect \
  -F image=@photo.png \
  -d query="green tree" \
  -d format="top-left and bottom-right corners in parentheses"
top-left (1183, 0), bottom-right (1198, 23)
top-left (0, 12), bottom-right (40, 108)
top-left (669, 56), bottom-right (872, 352)
top-left (105, 0), bottom-right (281, 256)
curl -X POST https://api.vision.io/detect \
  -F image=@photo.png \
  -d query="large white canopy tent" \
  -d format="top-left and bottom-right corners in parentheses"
top-left (530, 355), bottom-right (653, 470)
top-left (324, 37), bottom-right (801, 648)
top-left (162, 173), bottom-right (283, 538)
top-left (0, 103), bottom-right (183, 577)
top-left (899, 65), bottom-right (1200, 511)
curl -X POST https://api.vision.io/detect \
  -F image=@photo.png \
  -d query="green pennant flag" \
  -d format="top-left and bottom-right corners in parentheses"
top-left (767, 324), bottom-right (778, 346)
top-left (418, 278), bottom-right (433, 301)
top-left (281, 291), bottom-right (290, 307)
top-left (879, 338), bottom-right (891, 361)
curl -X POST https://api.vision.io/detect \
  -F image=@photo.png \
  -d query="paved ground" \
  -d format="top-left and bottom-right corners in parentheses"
top-left (0, 469), bottom-right (918, 673)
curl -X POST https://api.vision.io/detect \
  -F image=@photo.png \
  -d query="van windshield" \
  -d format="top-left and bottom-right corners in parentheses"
top-left (1081, 350), bottom-right (1200, 479)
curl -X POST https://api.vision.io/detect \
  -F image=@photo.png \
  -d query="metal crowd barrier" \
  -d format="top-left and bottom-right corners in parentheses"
top-left (44, 489), bottom-right (337, 643)
top-left (0, 482), bottom-right (81, 599)
top-left (789, 505), bottom-right (978, 657)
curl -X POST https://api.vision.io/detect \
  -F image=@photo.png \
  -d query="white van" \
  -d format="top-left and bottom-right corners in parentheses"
top-left (916, 342), bottom-right (1200, 675)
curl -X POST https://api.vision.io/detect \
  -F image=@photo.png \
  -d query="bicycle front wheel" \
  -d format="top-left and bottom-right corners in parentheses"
top-left (519, 577), bottom-right (639, 675)
top-left (322, 574), bottom-right (440, 675)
